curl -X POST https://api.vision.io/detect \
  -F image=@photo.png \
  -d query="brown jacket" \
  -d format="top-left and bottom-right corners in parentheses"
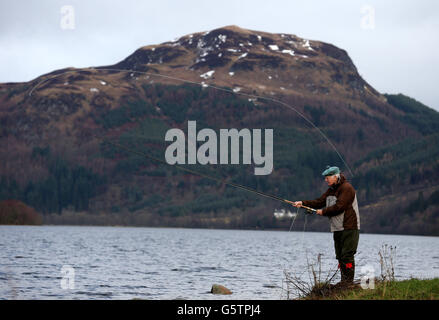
top-left (303, 174), bottom-right (360, 232)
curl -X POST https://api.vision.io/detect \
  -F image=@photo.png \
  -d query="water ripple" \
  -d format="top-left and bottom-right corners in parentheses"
top-left (0, 226), bottom-right (438, 299)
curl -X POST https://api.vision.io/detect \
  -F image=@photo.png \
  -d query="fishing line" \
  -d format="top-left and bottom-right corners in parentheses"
top-left (25, 67), bottom-right (350, 293)
top-left (302, 212), bottom-right (309, 248)
top-left (27, 67), bottom-right (334, 234)
top-left (288, 206), bottom-right (300, 232)
top-left (27, 67), bottom-right (354, 177)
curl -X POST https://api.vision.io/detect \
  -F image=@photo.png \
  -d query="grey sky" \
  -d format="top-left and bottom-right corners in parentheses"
top-left (1, 0), bottom-right (438, 110)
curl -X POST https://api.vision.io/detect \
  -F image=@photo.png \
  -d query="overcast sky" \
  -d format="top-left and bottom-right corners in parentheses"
top-left (1, 0), bottom-right (438, 110)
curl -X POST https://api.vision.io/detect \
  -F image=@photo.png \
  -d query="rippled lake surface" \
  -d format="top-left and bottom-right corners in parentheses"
top-left (0, 225), bottom-right (438, 300)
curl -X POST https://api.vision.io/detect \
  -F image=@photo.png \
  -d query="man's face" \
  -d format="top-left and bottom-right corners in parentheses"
top-left (325, 175), bottom-right (338, 186)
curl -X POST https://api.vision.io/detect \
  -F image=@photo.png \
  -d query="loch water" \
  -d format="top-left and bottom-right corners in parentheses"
top-left (0, 225), bottom-right (438, 300)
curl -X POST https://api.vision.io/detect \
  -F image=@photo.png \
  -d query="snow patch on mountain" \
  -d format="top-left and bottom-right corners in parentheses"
top-left (302, 39), bottom-right (314, 51)
top-left (200, 70), bottom-right (215, 79)
top-left (282, 49), bottom-right (295, 56)
top-left (218, 34), bottom-right (227, 43)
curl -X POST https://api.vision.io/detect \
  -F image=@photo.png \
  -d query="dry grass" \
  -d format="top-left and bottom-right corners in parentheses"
top-left (282, 253), bottom-right (339, 300)
top-left (283, 244), bottom-right (406, 300)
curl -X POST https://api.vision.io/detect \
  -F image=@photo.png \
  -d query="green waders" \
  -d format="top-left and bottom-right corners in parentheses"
top-left (333, 229), bottom-right (359, 285)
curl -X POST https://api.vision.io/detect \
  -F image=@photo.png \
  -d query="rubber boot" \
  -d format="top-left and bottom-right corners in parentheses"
top-left (334, 261), bottom-right (354, 289)
top-left (344, 261), bottom-right (355, 284)
top-left (329, 261), bottom-right (342, 290)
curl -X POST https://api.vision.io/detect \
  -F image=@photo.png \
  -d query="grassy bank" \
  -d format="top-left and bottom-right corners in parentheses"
top-left (311, 278), bottom-right (439, 300)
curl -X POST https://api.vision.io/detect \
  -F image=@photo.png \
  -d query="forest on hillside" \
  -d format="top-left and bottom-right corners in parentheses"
top-left (0, 84), bottom-right (438, 235)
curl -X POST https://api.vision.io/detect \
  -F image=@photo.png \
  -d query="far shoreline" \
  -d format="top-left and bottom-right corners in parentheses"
top-left (1, 223), bottom-right (438, 238)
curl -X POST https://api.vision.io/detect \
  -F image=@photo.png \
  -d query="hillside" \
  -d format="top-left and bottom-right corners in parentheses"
top-left (0, 26), bottom-right (438, 234)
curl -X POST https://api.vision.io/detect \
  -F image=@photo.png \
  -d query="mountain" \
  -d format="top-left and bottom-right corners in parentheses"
top-left (0, 25), bottom-right (438, 235)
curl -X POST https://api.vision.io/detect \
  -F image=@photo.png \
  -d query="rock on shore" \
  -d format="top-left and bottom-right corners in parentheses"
top-left (211, 284), bottom-right (232, 295)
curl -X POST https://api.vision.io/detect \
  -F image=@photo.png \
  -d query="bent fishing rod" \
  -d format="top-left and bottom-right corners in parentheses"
top-left (98, 135), bottom-right (317, 213)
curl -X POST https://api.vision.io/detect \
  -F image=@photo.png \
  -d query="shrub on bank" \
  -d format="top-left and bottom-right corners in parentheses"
top-left (0, 200), bottom-right (42, 225)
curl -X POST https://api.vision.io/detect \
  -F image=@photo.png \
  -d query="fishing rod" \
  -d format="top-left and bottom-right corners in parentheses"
top-left (289, 203), bottom-right (317, 213)
top-left (99, 135), bottom-right (315, 213)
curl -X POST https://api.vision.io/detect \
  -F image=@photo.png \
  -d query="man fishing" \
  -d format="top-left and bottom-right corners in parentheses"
top-left (291, 166), bottom-right (360, 287)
